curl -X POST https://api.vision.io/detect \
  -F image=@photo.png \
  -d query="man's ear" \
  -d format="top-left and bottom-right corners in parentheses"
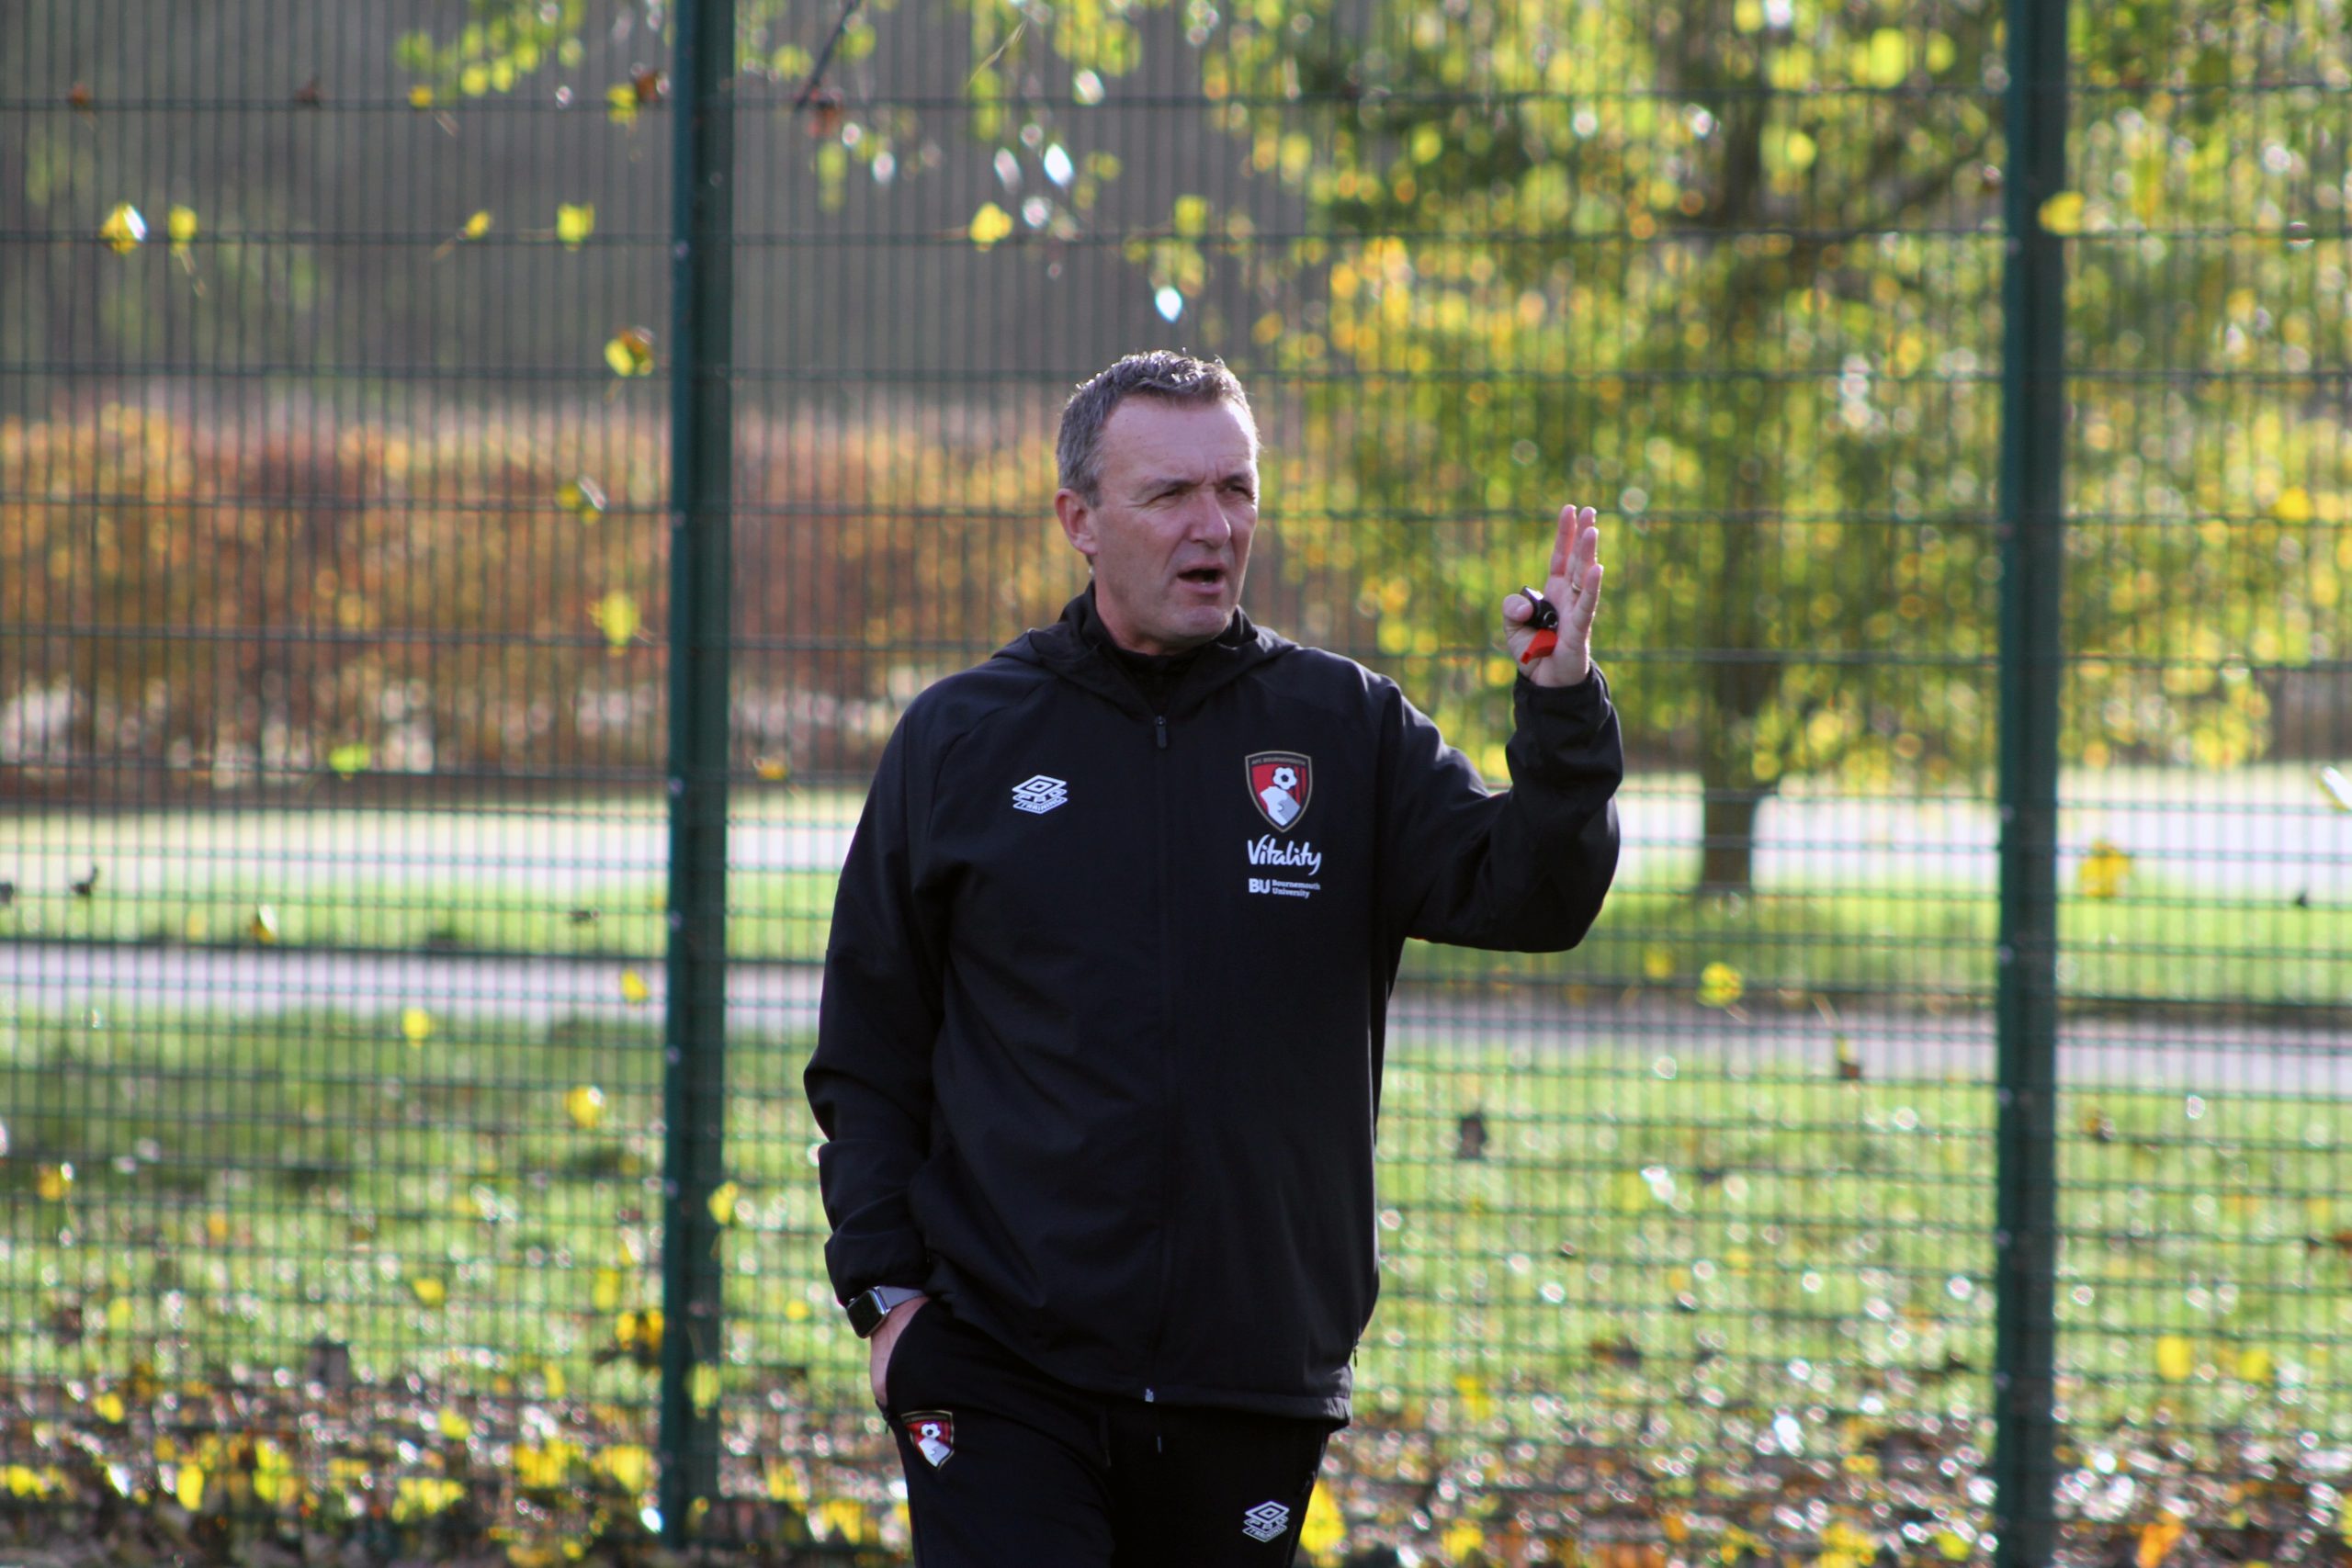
top-left (1054, 489), bottom-right (1098, 561)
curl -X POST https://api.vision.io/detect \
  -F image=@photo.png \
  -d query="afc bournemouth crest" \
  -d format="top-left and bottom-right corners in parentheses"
top-left (1246, 750), bottom-right (1314, 832)
top-left (900, 1410), bottom-right (956, 1468)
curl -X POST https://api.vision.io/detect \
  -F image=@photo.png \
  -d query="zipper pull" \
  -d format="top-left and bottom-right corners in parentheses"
top-left (1155, 716), bottom-right (1168, 750)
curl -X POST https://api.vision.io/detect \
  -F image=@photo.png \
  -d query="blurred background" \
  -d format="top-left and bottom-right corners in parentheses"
top-left (3, 0), bottom-right (2348, 1562)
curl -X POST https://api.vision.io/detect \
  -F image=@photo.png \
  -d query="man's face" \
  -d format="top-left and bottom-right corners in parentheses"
top-left (1055, 397), bottom-right (1259, 656)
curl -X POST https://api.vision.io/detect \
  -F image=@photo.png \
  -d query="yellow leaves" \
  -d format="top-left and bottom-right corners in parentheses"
top-left (408, 84), bottom-right (435, 109)
top-left (555, 202), bottom-right (595, 249)
top-left (100, 202), bottom-right (148, 254)
top-left (2236, 1345), bottom-right (2275, 1384)
top-left (167, 204), bottom-right (198, 256)
top-left (401, 1006), bottom-right (435, 1043)
top-left (514, 1438), bottom-right (582, 1492)
top-left (1441, 1518), bottom-right (1487, 1562)
top-left (2039, 190), bottom-right (2086, 236)
top-left (597, 1444), bottom-right (652, 1493)
top-left (2154, 1333), bottom-right (2194, 1382)
top-left (411, 1275), bottom-right (448, 1307)
top-left (1864, 28), bottom-right (1909, 88)
top-left (37, 1163), bottom-right (74, 1201)
top-left (689, 1361), bottom-right (721, 1413)
top-left (604, 326), bottom-right (656, 378)
top-left (2077, 839), bottom-right (2133, 900)
top-left (590, 592), bottom-right (642, 652)
top-left (615, 1307), bottom-right (663, 1357)
top-left (557, 475), bottom-right (607, 522)
top-left (753, 756), bottom-right (790, 781)
top-left (566, 1084), bottom-right (608, 1129)
top-left (708, 1179), bottom-right (741, 1226)
top-left (618, 967), bottom-right (651, 1004)
top-left (1642, 945), bottom-right (1676, 981)
top-left (2138, 1513), bottom-right (2185, 1568)
top-left (328, 742), bottom-right (371, 776)
top-left (462, 210), bottom-right (492, 240)
top-left (968, 201), bottom-right (1014, 250)
top-left (2273, 485), bottom-right (2314, 524)
top-left (392, 1475), bottom-right (465, 1520)
top-left (93, 1392), bottom-right (125, 1423)
top-left (593, 1268), bottom-right (624, 1314)
top-left (1698, 961), bottom-right (1745, 1009)
top-left (250, 904), bottom-right (280, 943)
top-left (175, 1461), bottom-right (207, 1509)
top-left (1453, 1372), bottom-right (1493, 1422)
top-left (1296, 1483), bottom-right (1345, 1555)
top-left (436, 1406), bottom-right (472, 1442)
top-left (600, 68), bottom-right (666, 126)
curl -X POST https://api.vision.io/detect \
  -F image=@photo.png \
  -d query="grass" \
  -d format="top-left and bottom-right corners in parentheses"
top-left (6, 1007), bottom-right (2352, 1563)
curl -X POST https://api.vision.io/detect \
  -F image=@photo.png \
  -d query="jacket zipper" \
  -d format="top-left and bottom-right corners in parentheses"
top-left (1145, 706), bottom-right (1174, 1403)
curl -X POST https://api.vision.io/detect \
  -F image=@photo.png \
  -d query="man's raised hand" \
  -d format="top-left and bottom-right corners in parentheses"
top-left (1504, 503), bottom-right (1603, 689)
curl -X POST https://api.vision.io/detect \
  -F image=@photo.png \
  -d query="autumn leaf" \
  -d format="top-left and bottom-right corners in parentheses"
top-left (754, 756), bottom-right (789, 780)
top-left (401, 1007), bottom-right (434, 1043)
top-left (250, 904), bottom-right (280, 944)
top-left (2077, 840), bottom-right (2133, 900)
top-left (558, 474), bottom-right (606, 521)
top-left (407, 84), bottom-right (435, 109)
top-left (36, 1163), bottom-right (74, 1201)
top-left (166, 204), bottom-right (198, 255)
top-left (555, 202), bottom-right (595, 248)
top-left (1698, 961), bottom-right (1745, 1009)
top-left (410, 1275), bottom-right (447, 1307)
top-left (2323, 767), bottom-right (2352, 813)
top-left (1641, 945), bottom-right (1676, 980)
top-left (605, 326), bottom-right (656, 377)
top-left (618, 967), bottom-right (651, 1003)
top-left (2154, 1333), bottom-right (2193, 1381)
top-left (327, 742), bottom-right (371, 776)
top-left (100, 203), bottom-right (148, 254)
top-left (605, 82), bottom-right (639, 124)
top-left (590, 591), bottom-right (642, 650)
top-left (2138, 1513), bottom-right (2185, 1568)
top-left (2038, 190), bottom-right (2086, 235)
top-left (968, 201), bottom-right (1014, 249)
top-left (565, 1084), bottom-right (608, 1129)
top-left (708, 1180), bottom-right (741, 1226)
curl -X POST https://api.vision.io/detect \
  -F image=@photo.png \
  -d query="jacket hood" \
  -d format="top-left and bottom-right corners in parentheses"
top-left (996, 588), bottom-right (1294, 717)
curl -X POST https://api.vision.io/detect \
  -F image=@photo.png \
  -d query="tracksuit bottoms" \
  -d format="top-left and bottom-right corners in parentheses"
top-left (878, 1301), bottom-right (1336, 1566)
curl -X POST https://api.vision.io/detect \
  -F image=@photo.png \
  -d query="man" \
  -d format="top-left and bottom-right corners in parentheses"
top-left (807, 351), bottom-right (1621, 1564)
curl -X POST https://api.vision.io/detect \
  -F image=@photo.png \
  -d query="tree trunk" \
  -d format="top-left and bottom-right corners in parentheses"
top-left (1698, 783), bottom-right (1770, 894)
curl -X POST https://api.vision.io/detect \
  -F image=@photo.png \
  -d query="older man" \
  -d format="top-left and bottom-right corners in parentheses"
top-left (807, 351), bottom-right (1622, 1564)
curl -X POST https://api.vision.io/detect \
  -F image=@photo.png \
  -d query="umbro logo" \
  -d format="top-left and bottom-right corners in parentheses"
top-left (1011, 774), bottom-right (1069, 815)
top-left (1240, 1500), bottom-right (1291, 1542)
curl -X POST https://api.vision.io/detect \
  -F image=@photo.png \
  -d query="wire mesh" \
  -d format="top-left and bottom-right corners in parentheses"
top-left (2, 1), bottom-right (2346, 1564)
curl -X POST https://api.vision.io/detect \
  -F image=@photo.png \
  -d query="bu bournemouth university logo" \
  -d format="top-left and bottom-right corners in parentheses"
top-left (1245, 750), bottom-right (1313, 831)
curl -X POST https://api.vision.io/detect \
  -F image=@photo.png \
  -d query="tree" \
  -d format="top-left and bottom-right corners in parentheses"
top-left (319, 0), bottom-right (2352, 886)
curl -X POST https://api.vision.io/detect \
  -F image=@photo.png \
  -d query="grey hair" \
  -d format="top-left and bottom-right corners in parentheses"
top-left (1056, 351), bottom-right (1257, 504)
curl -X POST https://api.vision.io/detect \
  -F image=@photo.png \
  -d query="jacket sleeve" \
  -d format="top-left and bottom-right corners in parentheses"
top-left (804, 715), bottom-right (949, 1302)
top-left (1378, 666), bottom-right (1623, 952)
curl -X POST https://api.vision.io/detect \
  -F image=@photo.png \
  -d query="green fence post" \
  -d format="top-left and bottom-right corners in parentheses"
top-left (658, 0), bottom-right (736, 1541)
top-left (1993, 0), bottom-right (2066, 1560)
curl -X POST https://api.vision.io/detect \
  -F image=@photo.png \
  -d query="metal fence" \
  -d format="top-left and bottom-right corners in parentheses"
top-left (4, 0), bottom-right (2348, 1562)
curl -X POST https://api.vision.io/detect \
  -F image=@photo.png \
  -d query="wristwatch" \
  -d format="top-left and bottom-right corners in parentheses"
top-left (844, 1284), bottom-right (925, 1339)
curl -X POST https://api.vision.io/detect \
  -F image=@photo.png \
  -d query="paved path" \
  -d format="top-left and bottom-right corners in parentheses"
top-left (6, 941), bottom-right (2341, 1094)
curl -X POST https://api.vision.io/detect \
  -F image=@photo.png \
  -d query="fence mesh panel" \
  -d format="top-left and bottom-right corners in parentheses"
top-left (3, 1), bottom-right (2346, 1563)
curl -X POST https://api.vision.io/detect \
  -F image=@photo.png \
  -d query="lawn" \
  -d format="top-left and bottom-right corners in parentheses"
top-left (5, 1006), bottom-right (2350, 1565)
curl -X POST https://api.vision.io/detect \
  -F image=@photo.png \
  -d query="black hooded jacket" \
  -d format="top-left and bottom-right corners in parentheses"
top-left (806, 591), bottom-right (1623, 1421)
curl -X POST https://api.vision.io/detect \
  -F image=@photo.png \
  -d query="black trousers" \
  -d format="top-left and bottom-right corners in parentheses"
top-left (879, 1302), bottom-right (1333, 1566)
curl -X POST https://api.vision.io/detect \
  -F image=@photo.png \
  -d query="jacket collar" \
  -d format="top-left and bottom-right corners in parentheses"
top-left (998, 586), bottom-right (1289, 716)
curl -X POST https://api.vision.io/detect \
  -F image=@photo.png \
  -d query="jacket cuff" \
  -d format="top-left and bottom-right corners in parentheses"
top-left (1514, 664), bottom-right (1611, 728)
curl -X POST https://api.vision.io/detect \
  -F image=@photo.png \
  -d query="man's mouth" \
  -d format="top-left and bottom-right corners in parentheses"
top-left (1177, 566), bottom-right (1227, 588)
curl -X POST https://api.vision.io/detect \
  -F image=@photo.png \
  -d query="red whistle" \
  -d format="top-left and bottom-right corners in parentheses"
top-left (1518, 585), bottom-right (1559, 665)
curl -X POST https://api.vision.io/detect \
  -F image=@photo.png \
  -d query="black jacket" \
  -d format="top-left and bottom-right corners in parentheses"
top-left (807, 592), bottom-right (1622, 1421)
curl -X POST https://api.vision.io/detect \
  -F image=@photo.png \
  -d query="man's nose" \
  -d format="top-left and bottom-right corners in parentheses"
top-left (1182, 492), bottom-right (1237, 540)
